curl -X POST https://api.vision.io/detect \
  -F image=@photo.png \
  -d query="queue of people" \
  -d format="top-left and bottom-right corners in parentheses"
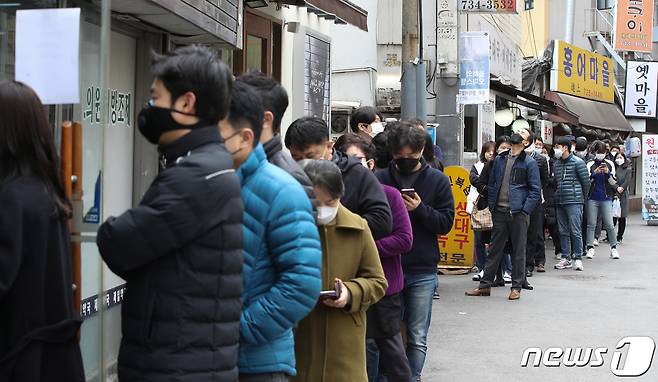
top-left (0, 43), bottom-right (636, 382)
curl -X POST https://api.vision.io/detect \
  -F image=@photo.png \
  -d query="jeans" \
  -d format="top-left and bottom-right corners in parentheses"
top-left (402, 273), bottom-right (437, 381)
top-left (557, 204), bottom-right (584, 260)
top-left (480, 209), bottom-right (529, 290)
top-left (586, 200), bottom-right (618, 248)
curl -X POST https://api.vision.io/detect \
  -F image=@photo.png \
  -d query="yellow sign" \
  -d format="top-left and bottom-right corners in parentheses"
top-left (438, 166), bottom-right (475, 269)
top-left (550, 40), bottom-right (614, 103)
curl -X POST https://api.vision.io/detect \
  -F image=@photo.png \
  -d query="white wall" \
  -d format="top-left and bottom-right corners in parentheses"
top-left (549, 0), bottom-right (596, 50)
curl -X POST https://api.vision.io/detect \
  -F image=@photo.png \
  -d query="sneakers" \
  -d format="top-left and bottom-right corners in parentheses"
top-left (472, 270), bottom-right (484, 281)
top-left (555, 259), bottom-right (572, 269)
top-left (555, 253), bottom-right (563, 260)
top-left (586, 248), bottom-right (596, 259)
top-left (503, 272), bottom-right (512, 283)
top-left (593, 239), bottom-right (599, 246)
top-left (611, 248), bottom-right (620, 259)
top-left (574, 259), bottom-right (584, 271)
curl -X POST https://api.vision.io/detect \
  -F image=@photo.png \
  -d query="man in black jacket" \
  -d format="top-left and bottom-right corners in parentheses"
top-left (375, 121), bottom-right (455, 381)
top-left (235, 72), bottom-right (315, 202)
top-left (285, 116), bottom-right (393, 239)
top-left (97, 46), bottom-right (243, 382)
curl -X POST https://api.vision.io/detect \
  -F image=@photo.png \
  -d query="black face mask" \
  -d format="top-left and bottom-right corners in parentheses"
top-left (137, 101), bottom-right (203, 144)
top-left (395, 157), bottom-right (420, 174)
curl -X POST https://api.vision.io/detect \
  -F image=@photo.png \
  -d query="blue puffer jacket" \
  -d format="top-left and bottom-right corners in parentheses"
top-left (488, 150), bottom-right (541, 214)
top-left (237, 145), bottom-right (322, 376)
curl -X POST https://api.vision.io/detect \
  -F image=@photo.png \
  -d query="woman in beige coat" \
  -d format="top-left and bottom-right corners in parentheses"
top-left (294, 160), bottom-right (387, 382)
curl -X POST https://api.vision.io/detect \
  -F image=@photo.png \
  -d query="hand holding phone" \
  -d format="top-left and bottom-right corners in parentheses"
top-left (319, 280), bottom-right (342, 302)
top-left (323, 279), bottom-right (350, 309)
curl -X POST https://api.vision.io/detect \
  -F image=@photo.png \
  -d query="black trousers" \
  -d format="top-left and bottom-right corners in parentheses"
top-left (480, 209), bottom-right (529, 290)
top-left (366, 293), bottom-right (411, 381)
top-left (548, 222), bottom-right (562, 254)
top-left (613, 217), bottom-right (627, 240)
top-left (526, 204), bottom-right (545, 269)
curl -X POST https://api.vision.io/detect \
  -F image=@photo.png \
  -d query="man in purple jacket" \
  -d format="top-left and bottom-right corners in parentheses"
top-left (335, 134), bottom-right (413, 381)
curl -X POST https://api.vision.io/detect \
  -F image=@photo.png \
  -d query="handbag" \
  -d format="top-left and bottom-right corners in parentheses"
top-left (471, 196), bottom-right (493, 231)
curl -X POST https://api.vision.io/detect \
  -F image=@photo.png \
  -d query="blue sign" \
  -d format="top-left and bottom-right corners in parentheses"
top-left (458, 32), bottom-right (490, 105)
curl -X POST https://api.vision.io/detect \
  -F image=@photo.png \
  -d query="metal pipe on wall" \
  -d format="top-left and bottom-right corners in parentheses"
top-left (565, 0), bottom-right (575, 43)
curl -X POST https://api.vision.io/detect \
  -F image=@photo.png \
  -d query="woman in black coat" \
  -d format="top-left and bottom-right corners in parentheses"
top-left (0, 81), bottom-right (84, 382)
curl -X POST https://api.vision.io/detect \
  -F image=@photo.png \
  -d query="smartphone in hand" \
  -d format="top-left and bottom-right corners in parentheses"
top-left (319, 280), bottom-right (342, 301)
top-left (400, 188), bottom-right (416, 197)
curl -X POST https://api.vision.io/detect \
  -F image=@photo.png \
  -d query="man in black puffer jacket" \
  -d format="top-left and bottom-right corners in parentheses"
top-left (97, 46), bottom-right (243, 382)
top-left (236, 72), bottom-right (315, 205)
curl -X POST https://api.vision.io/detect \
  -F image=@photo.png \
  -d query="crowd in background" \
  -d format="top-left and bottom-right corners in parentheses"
top-left (0, 44), bottom-right (636, 382)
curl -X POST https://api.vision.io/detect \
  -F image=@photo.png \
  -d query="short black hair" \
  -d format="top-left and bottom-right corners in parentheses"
top-left (303, 160), bottom-right (345, 199)
top-left (593, 140), bottom-right (607, 154)
top-left (227, 81), bottom-right (264, 146)
top-left (534, 137), bottom-right (543, 143)
top-left (496, 135), bottom-right (511, 150)
top-left (151, 45), bottom-right (232, 124)
top-left (335, 133), bottom-right (368, 154)
top-left (480, 141), bottom-right (496, 162)
top-left (284, 117), bottom-right (330, 150)
top-left (387, 120), bottom-right (426, 154)
top-left (575, 136), bottom-right (589, 151)
top-left (409, 117), bottom-right (426, 128)
top-left (555, 136), bottom-right (572, 151)
top-left (371, 132), bottom-right (392, 169)
top-left (237, 71), bottom-right (289, 134)
top-left (350, 106), bottom-right (380, 131)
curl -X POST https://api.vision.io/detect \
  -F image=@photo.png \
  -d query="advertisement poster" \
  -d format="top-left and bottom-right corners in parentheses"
top-left (438, 166), bottom-right (475, 269)
top-left (642, 135), bottom-right (658, 222)
top-left (624, 60), bottom-right (658, 118)
top-left (550, 40), bottom-right (614, 103)
top-left (615, 0), bottom-right (654, 53)
top-left (459, 32), bottom-right (490, 105)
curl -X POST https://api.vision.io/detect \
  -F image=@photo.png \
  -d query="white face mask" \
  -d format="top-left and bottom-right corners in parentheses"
top-left (525, 146), bottom-right (536, 155)
top-left (317, 205), bottom-right (339, 225)
top-left (370, 122), bottom-right (384, 137)
top-left (553, 148), bottom-right (564, 159)
top-left (595, 153), bottom-right (606, 161)
top-left (615, 158), bottom-right (625, 166)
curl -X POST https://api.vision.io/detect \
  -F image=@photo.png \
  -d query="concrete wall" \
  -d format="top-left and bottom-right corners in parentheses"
top-left (548, 0), bottom-right (597, 50)
top-left (521, 0), bottom-right (550, 57)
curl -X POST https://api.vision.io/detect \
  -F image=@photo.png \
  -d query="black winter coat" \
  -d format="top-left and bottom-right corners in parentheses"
top-left (333, 150), bottom-right (392, 240)
top-left (97, 127), bottom-right (244, 382)
top-left (0, 177), bottom-right (84, 382)
top-left (263, 135), bottom-right (315, 204)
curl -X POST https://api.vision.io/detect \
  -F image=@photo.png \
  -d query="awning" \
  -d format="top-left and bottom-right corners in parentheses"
top-left (545, 91), bottom-right (633, 132)
top-left (281, 0), bottom-right (368, 31)
top-left (490, 81), bottom-right (579, 125)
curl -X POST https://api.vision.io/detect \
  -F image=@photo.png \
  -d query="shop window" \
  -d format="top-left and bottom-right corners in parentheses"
top-left (235, 11), bottom-right (272, 76)
top-left (597, 0), bottom-right (614, 10)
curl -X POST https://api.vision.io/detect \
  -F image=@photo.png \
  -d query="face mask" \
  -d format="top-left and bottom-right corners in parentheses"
top-left (395, 157), bottom-right (420, 174)
top-left (317, 205), bottom-right (339, 225)
top-left (571, 145), bottom-right (576, 153)
top-left (615, 158), bottom-right (625, 166)
top-left (370, 122), bottom-right (384, 137)
top-left (223, 130), bottom-right (244, 156)
top-left (595, 153), bottom-right (606, 161)
top-left (138, 101), bottom-right (201, 144)
top-left (611, 151), bottom-right (619, 157)
top-left (524, 146), bottom-right (536, 155)
top-left (553, 148), bottom-right (564, 159)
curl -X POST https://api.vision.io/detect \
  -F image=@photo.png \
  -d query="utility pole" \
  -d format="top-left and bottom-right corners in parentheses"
top-left (565, 0), bottom-right (575, 44)
top-left (401, 0), bottom-right (419, 120)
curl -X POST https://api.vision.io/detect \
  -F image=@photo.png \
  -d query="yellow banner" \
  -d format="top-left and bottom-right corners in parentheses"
top-left (438, 166), bottom-right (475, 269)
top-left (551, 40), bottom-right (614, 103)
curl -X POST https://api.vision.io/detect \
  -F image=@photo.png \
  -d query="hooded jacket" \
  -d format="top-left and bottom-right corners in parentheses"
top-left (332, 150), bottom-right (392, 240)
top-left (97, 126), bottom-right (244, 382)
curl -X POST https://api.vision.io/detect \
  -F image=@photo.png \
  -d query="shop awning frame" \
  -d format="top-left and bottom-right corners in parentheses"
top-left (490, 81), bottom-right (579, 125)
top-left (280, 0), bottom-right (368, 31)
top-left (545, 91), bottom-right (633, 132)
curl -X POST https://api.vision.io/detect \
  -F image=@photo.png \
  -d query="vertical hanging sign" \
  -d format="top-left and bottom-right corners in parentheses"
top-left (624, 60), bottom-right (658, 118)
top-left (615, 0), bottom-right (654, 53)
top-left (458, 32), bottom-right (490, 105)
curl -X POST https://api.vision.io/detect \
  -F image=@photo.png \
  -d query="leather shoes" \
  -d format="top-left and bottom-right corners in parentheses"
top-left (522, 282), bottom-right (534, 290)
top-left (536, 264), bottom-right (545, 273)
top-left (465, 287), bottom-right (491, 297)
top-left (509, 289), bottom-right (521, 300)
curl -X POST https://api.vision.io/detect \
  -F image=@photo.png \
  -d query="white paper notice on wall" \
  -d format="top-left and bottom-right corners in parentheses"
top-left (15, 8), bottom-right (80, 105)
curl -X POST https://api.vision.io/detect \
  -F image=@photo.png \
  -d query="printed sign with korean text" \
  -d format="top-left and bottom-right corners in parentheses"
top-left (615, 0), bottom-right (654, 53)
top-left (459, 32), bottom-right (490, 105)
top-left (642, 135), bottom-right (658, 222)
top-left (550, 40), bottom-right (614, 103)
top-left (459, 0), bottom-right (517, 13)
top-left (438, 166), bottom-right (475, 269)
top-left (624, 60), bottom-right (658, 118)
